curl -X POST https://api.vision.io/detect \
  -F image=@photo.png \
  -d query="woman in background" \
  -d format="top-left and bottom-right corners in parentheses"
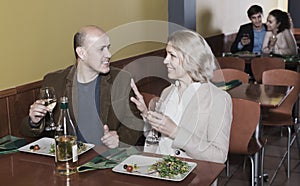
top-left (130, 30), bottom-right (232, 165)
top-left (262, 9), bottom-right (298, 55)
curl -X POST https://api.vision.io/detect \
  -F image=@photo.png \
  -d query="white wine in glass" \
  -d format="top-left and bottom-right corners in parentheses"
top-left (40, 87), bottom-right (57, 131)
top-left (145, 97), bottom-right (164, 145)
top-left (42, 98), bottom-right (57, 111)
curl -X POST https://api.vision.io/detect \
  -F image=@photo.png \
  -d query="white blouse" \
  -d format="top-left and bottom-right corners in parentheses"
top-left (145, 82), bottom-right (201, 158)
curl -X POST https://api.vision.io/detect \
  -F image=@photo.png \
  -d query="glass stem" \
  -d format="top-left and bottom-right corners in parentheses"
top-left (49, 112), bottom-right (56, 130)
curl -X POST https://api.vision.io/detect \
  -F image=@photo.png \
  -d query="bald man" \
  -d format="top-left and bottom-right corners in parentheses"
top-left (20, 25), bottom-right (144, 148)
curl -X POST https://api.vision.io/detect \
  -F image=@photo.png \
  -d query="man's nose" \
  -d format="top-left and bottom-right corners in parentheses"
top-left (105, 48), bottom-right (111, 58)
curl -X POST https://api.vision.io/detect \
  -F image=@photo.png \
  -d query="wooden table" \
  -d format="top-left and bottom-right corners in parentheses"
top-left (228, 84), bottom-right (294, 108)
top-left (0, 146), bottom-right (225, 186)
top-left (228, 83), bottom-right (293, 185)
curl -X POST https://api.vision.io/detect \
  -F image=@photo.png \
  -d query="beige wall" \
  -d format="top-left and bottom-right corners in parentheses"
top-left (0, 0), bottom-right (168, 90)
top-left (196, 0), bottom-right (288, 37)
top-left (2, 0), bottom-right (289, 91)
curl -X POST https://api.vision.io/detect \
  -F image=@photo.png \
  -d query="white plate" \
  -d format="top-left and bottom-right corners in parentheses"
top-left (112, 155), bottom-right (197, 182)
top-left (18, 137), bottom-right (94, 157)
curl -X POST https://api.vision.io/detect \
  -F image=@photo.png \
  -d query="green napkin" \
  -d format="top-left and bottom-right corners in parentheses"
top-left (222, 52), bottom-right (233, 57)
top-left (0, 135), bottom-right (27, 155)
top-left (77, 146), bottom-right (141, 173)
top-left (213, 79), bottom-right (242, 91)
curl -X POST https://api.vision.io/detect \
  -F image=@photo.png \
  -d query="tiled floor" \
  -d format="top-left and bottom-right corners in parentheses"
top-left (218, 122), bottom-right (300, 186)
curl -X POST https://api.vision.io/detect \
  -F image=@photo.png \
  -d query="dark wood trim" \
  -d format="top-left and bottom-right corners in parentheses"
top-left (224, 33), bottom-right (237, 53)
top-left (205, 34), bottom-right (225, 57)
top-left (0, 88), bottom-right (16, 99)
top-left (16, 81), bottom-right (43, 94)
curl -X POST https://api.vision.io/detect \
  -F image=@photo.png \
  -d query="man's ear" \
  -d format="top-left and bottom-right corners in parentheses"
top-left (76, 47), bottom-right (86, 60)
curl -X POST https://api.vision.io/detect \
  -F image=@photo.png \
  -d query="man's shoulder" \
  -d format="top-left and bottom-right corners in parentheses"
top-left (240, 23), bottom-right (253, 29)
top-left (44, 65), bottom-right (74, 79)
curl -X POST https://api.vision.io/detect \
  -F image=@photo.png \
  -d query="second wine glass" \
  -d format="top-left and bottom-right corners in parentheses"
top-left (40, 87), bottom-right (57, 131)
top-left (145, 97), bottom-right (165, 145)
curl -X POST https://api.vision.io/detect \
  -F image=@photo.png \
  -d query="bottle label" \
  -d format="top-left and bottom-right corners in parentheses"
top-left (72, 144), bottom-right (78, 162)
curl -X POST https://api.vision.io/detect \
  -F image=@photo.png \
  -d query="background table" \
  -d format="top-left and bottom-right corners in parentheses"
top-left (228, 83), bottom-right (293, 184)
top-left (228, 84), bottom-right (293, 108)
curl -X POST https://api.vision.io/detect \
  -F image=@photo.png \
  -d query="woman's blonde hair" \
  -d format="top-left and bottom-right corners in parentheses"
top-left (167, 30), bottom-right (216, 83)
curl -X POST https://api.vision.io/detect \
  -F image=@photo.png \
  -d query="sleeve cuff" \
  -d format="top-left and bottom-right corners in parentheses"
top-left (29, 118), bottom-right (42, 128)
top-left (172, 126), bottom-right (190, 149)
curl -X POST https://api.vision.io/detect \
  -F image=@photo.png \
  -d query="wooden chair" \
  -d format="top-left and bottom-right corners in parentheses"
top-left (141, 92), bottom-right (156, 107)
top-left (251, 57), bottom-right (285, 84)
top-left (212, 69), bottom-right (249, 84)
top-left (261, 69), bottom-right (300, 178)
top-left (216, 57), bottom-right (245, 71)
top-left (228, 98), bottom-right (266, 186)
top-left (136, 77), bottom-right (170, 97)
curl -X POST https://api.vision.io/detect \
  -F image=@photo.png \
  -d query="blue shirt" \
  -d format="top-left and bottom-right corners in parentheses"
top-left (253, 27), bottom-right (266, 54)
top-left (237, 27), bottom-right (266, 54)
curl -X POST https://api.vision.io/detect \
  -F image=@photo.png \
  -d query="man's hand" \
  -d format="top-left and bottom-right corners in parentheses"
top-left (29, 100), bottom-right (49, 123)
top-left (241, 36), bottom-right (250, 46)
top-left (101, 125), bottom-right (119, 149)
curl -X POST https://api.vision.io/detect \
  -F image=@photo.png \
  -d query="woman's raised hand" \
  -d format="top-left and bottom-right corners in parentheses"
top-left (130, 79), bottom-right (148, 117)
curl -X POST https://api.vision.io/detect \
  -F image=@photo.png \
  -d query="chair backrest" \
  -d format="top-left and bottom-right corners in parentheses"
top-left (136, 76), bottom-right (170, 96)
top-left (141, 92), bottom-right (157, 107)
top-left (230, 98), bottom-right (261, 154)
top-left (216, 57), bottom-right (245, 71)
top-left (251, 57), bottom-right (285, 84)
top-left (212, 69), bottom-right (249, 84)
top-left (262, 69), bottom-right (300, 115)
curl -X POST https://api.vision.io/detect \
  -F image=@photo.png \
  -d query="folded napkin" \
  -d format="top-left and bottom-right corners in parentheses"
top-left (0, 135), bottom-right (27, 155)
top-left (77, 146), bottom-right (141, 173)
top-left (213, 79), bottom-right (242, 91)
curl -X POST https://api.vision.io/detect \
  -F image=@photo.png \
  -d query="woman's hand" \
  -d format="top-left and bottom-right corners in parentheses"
top-left (146, 111), bottom-right (178, 139)
top-left (268, 35), bottom-right (277, 49)
top-left (130, 78), bottom-right (148, 117)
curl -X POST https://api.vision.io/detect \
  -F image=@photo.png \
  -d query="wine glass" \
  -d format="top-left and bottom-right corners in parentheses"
top-left (145, 97), bottom-right (165, 145)
top-left (40, 87), bottom-right (57, 131)
top-left (268, 35), bottom-right (277, 49)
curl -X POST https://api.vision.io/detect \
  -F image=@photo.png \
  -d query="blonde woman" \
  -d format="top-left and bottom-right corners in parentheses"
top-left (131, 30), bottom-right (232, 165)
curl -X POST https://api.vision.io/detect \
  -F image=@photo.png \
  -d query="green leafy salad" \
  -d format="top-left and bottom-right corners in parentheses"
top-left (148, 155), bottom-right (190, 178)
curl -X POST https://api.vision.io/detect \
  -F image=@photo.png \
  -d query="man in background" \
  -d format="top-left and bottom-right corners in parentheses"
top-left (231, 5), bottom-right (267, 54)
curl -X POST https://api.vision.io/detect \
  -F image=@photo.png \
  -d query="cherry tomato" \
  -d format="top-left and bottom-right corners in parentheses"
top-left (126, 165), bottom-right (133, 172)
top-left (33, 145), bottom-right (40, 150)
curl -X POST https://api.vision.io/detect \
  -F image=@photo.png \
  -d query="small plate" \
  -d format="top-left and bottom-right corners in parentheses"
top-left (18, 137), bottom-right (94, 157)
top-left (112, 155), bottom-right (197, 182)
